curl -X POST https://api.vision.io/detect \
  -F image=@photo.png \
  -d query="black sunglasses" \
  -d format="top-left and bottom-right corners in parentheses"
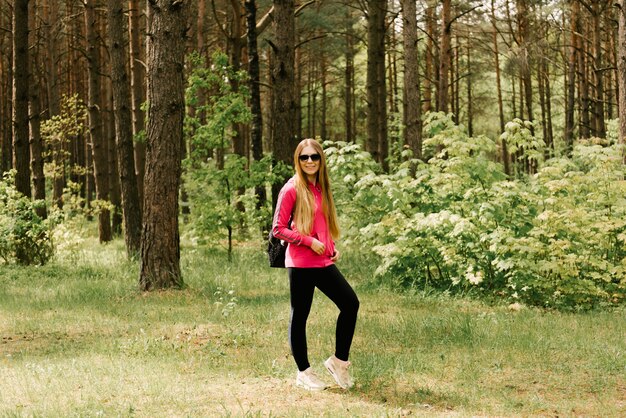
top-left (299, 153), bottom-right (321, 162)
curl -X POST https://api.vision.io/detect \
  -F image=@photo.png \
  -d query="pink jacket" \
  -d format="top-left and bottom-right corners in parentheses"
top-left (272, 177), bottom-right (336, 268)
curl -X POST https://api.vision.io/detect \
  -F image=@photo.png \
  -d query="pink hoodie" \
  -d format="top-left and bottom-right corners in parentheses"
top-left (272, 177), bottom-right (336, 268)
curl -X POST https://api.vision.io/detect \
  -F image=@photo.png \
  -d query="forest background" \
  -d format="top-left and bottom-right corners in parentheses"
top-left (1, 0), bottom-right (626, 415)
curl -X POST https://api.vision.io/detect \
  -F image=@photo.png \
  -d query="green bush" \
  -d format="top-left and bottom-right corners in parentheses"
top-left (0, 171), bottom-right (56, 265)
top-left (327, 114), bottom-right (626, 310)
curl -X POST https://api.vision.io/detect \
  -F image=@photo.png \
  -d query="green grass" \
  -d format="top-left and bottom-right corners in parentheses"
top-left (0, 237), bottom-right (625, 417)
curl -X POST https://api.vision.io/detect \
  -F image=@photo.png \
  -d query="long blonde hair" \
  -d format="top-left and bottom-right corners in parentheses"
top-left (293, 139), bottom-right (340, 239)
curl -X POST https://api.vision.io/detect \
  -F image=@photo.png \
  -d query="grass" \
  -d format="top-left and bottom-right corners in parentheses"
top-left (0, 236), bottom-right (625, 417)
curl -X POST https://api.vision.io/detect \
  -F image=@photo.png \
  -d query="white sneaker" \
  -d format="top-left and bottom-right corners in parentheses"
top-left (295, 367), bottom-right (328, 391)
top-left (324, 355), bottom-right (354, 389)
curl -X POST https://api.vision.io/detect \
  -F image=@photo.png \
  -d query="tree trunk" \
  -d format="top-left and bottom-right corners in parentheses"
top-left (565, 0), bottom-right (577, 153)
top-left (591, 3), bottom-right (606, 138)
top-left (129, 0), bottom-right (146, 208)
top-left (43, 0), bottom-right (64, 207)
top-left (401, 0), bottom-right (422, 161)
top-left (366, 0), bottom-right (387, 169)
top-left (28, 0), bottom-right (46, 218)
top-left (437, 0), bottom-right (452, 113)
top-left (13, 0), bottom-right (31, 199)
top-left (617, 1), bottom-right (626, 162)
top-left (107, 0), bottom-right (142, 256)
top-left (245, 0), bottom-right (268, 235)
top-left (139, 0), bottom-right (188, 290)
top-left (344, 9), bottom-right (354, 142)
top-left (423, 1), bottom-right (435, 113)
top-left (516, 0), bottom-right (534, 134)
top-left (85, 0), bottom-right (112, 243)
top-left (270, 0), bottom-right (296, 209)
top-left (577, 9), bottom-right (590, 139)
top-left (490, 0), bottom-right (509, 176)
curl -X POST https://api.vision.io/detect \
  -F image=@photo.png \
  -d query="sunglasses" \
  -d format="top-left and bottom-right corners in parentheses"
top-left (298, 153), bottom-right (321, 162)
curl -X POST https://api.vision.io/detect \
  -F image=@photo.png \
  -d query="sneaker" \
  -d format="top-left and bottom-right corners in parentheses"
top-left (324, 355), bottom-right (354, 389)
top-left (295, 367), bottom-right (328, 391)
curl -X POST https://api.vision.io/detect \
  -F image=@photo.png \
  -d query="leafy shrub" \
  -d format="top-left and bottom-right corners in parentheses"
top-left (327, 114), bottom-right (626, 310)
top-left (0, 171), bottom-right (56, 265)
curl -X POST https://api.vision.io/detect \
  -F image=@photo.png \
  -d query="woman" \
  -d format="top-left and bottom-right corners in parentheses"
top-left (272, 138), bottom-right (360, 391)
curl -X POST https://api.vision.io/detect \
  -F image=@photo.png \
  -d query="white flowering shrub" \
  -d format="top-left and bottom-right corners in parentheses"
top-left (326, 114), bottom-right (626, 310)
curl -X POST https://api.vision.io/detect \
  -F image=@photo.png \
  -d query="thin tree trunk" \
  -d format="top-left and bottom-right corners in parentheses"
top-left (29, 0), bottom-right (46, 218)
top-left (565, 0), bottom-right (577, 153)
top-left (401, 0), bottom-right (422, 161)
top-left (617, 1), bottom-right (626, 162)
top-left (591, 3), bottom-right (606, 138)
top-left (269, 0), bottom-right (296, 209)
top-left (344, 10), bottom-right (354, 142)
top-left (577, 11), bottom-right (590, 139)
top-left (437, 0), bottom-right (452, 113)
top-left (466, 35), bottom-right (473, 137)
top-left (13, 0), bottom-right (31, 198)
top-left (140, 0), bottom-right (188, 290)
top-left (366, 0), bottom-right (387, 169)
top-left (129, 0), bottom-right (145, 208)
top-left (490, 0), bottom-right (509, 176)
top-left (85, 0), bottom-right (112, 243)
top-left (423, 1), bottom-right (435, 113)
top-left (245, 0), bottom-right (268, 235)
top-left (108, 0), bottom-right (142, 256)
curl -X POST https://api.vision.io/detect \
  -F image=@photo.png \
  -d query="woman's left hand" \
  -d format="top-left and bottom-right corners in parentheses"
top-left (330, 249), bottom-right (340, 262)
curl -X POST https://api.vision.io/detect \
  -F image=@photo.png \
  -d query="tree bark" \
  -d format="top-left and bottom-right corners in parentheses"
top-left (245, 0), bottom-right (268, 235)
top-left (28, 0), bottom-right (46, 218)
top-left (270, 0), bottom-right (296, 209)
top-left (401, 0), bottom-right (422, 161)
top-left (129, 0), bottom-right (146, 208)
top-left (423, 1), bottom-right (435, 114)
top-left (13, 0), bottom-right (31, 198)
top-left (617, 1), bottom-right (626, 162)
top-left (139, 0), bottom-right (188, 290)
top-left (366, 0), bottom-right (387, 169)
top-left (565, 0), bottom-right (577, 153)
top-left (85, 0), bottom-right (112, 243)
top-left (107, 0), bottom-right (143, 256)
top-left (437, 0), bottom-right (452, 113)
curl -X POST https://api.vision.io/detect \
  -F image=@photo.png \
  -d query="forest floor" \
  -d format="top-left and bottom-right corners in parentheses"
top-left (0, 236), bottom-right (625, 417)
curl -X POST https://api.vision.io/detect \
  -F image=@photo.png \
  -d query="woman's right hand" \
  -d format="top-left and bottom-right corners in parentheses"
top-left (310, 238), bottom-right (325, 255)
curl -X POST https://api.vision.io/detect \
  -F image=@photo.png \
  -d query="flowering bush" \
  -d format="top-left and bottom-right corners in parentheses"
top-left (326, 114), bottom-right (626, 310)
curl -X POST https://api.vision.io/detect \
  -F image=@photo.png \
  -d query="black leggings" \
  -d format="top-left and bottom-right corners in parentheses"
top-left (288, 265), bottom-right (359, 372)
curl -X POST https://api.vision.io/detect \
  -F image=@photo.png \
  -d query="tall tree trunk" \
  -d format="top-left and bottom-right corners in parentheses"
top-left (577, 11), bottom-right (590, 139)
top-left (466, 35), bottom-right (473, 137)
top-left (565, 0), bottom-right (577, 153)
top-left (437, 0), bottom-right (452, 113)
top-left (139, 0), bottom-right (188, 290)
top-left (269, 0), bottom-right (296, 209)
top-left (401, 0), bottom-right (422, 161)
top-left (108, 0), bottom-right (142, 256)
top-left (423, 0), bottom-right (435, 113)
top-left (245, 0), bottom-right (268, 235)
top-left (1, 14), bottom-right (11, 174)
top-left (516, 0), bottom-right (534, 134)
top-left (129, 0), bottom-right (146, 208)
top-left (591, 3), bottom-right (606, 138)
top-left (490, 0), bottom-right (509, 176)
top-left (366, 0), bottom-right (387, 169)
top-left (344, 10), bottom-right (354, 142)
top-left (42, 0), bottom-right (64, 207)
top-left (85, 0), bottom-right (112, 243)
top-left (13, 0), bottom-right (31, 198)
top-left (28, 0), bottom-right (46, 218)
top-left (617, 1), bottom-right (626, 162)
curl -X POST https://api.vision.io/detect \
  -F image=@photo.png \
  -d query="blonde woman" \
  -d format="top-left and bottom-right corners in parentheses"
top-left (272, 138), bottom-right (360, 391)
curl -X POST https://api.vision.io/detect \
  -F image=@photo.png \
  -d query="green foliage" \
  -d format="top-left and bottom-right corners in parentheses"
top-left (41, 94), bottom-right (87, 179)
top-left (0, 171), bottom-right (57, 265)
top-left (183, 154), bottom-right (278, 246)
top-left (185, 51), bottom-right (252, 158)
top-left (328, 114), bottom-right (626, 310)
